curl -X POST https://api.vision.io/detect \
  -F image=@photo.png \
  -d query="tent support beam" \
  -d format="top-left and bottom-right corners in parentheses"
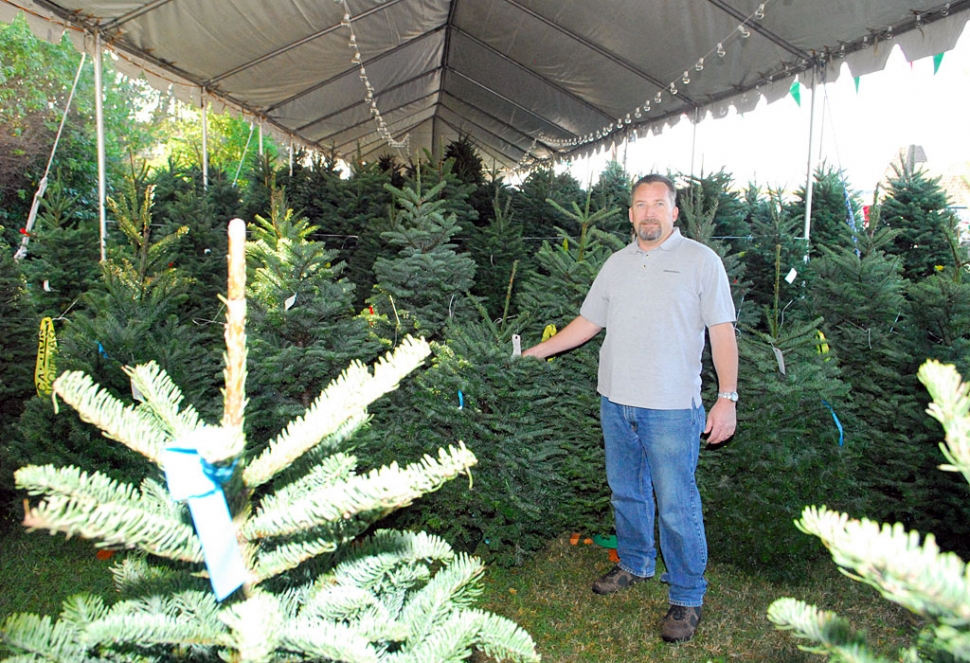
top-left (202, 88), bottom-right (209, 190)
top-left (803, 65), bottom-right (820, 247)
top-left (94, 32), bottom-right (107, 262)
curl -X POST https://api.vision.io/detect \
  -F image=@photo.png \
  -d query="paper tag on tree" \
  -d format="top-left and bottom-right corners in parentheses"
top-left (512, 334), bottom-right (521, 356)
top-left (772, 346), bottom-right (786, 375)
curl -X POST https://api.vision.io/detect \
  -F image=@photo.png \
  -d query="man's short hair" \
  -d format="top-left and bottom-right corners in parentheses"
top-left (631, 174), bottom-right (677, 206)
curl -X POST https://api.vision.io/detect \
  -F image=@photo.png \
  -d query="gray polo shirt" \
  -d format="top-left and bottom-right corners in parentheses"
top-left (579, 228), bottom-right (735, 410)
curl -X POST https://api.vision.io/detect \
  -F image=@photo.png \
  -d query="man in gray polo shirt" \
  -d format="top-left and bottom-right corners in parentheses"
top-left (522, 173), bottom-right (737, 643)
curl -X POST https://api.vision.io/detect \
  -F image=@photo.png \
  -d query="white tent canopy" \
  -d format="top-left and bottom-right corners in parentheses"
top-left (2, 0), bottom-right (969, 172)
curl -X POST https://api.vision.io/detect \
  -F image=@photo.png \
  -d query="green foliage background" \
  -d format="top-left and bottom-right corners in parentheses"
top-left (2, 12), bottom-right (970, 586)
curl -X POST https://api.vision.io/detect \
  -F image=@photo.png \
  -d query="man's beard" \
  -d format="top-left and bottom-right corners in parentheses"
top-left (637, 223), bottom-right (662, 242)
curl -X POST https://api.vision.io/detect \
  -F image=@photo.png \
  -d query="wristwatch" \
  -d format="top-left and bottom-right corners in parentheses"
top-left (717, 391), bottom-right (739, 402)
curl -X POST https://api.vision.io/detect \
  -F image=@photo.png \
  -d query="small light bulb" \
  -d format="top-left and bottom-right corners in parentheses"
top-left (695, 58), bottom-right (704, 71)
top-left (669, 82), bottom-right (678, 95)
top-left (717, 43), bottom-right (726, 57)
top-left (682, 71), bottom-right (690, 85)
top-left (755, 3), bottom-right (765, 19)
top-left (739, 25), bottom-right (750, 38)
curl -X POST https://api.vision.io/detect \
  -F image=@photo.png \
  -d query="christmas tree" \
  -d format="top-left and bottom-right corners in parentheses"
top-left (0, 218), bottom-right (539, 663)
top-left (368, 174), bottom-right (477, 340)
top-left (466, 191), bottom-right (531, 320)
top-left (244, 188), bottom-right (383, 442)
top-left (881, 161), bottom-right (967, 281)
top-left (768, 359), bottom-right (970, 663)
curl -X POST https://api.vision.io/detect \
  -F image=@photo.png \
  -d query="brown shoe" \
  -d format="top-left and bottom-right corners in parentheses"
top-left (591, 565), bottom-right (647, 595)
top-left (661, 604), bottom-right (702, 642)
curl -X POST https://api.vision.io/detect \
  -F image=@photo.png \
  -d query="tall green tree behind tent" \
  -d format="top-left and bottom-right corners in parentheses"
top-left (0, 219), bottom-right (540, 663)
top-left (800, 211), bottom-right (957, 548)
top-left (768, 359), bottom-right (970, 663)
top-left (785, 165), bottom-right (863, 260)
top-left (244, 188), bottom-right (383, 443)
top-left (340, 159), bottom-right (397, 308)
top-left (10, 180), bottom-right (220, 487)
top-left (0, 15), bottom-right (159, 243)
top-left (466, 191), bottom-right (531, 321)
top-left (734, 189), bottom-right (805, 331)
top-left (514, 194), bottom-right (623, 330)
top-left (588, 160), bottom-right (633, 239)
top-left (0, 230), bottom-right (36, 485)
top-left (16, 175), bottom-right (102, 319)
top-left (368, 176), bottom-right (478, 340)
top-left (509, 167), bottom-right (585, 242)
top-left (881, 161), bottom-right (967, 281)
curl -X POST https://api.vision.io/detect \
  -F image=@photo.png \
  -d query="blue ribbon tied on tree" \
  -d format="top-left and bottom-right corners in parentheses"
top-left (163, 439), bottom-right (248, 601)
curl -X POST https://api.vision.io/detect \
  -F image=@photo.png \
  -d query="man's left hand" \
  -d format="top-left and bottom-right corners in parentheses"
top-left (704, 398), bottom-right (737, 446)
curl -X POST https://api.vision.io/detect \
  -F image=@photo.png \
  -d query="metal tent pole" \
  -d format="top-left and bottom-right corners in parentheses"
top-left (690, 106), bottom-right (700, 179)
top-left (803, 65), bottom-right (820, 247)
top-left (94, 32), bottom-right (107, 262)
top-left (202, 89), bottom-right (209, 190)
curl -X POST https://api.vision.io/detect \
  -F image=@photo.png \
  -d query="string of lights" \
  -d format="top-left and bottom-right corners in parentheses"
top-left (538, 1), bottom-right (774, 152)
top-left (333, 0), bottom-right (410, 153)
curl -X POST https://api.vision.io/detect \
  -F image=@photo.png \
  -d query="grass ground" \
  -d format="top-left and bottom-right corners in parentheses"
top-left (0, 514), bottom-right (916, 662)
top-left (0, 512), bottom-right (117, 621)
top-left (476, 535), bottom-right (916, 663)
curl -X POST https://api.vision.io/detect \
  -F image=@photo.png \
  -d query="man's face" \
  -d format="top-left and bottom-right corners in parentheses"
top-left (629, 181), bottom-right (678, 250)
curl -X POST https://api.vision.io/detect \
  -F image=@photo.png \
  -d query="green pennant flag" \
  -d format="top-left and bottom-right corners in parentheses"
top-left (790, 81), bottom-right (801, 106)
top-left (854, 76), bottom-right (861, 93)
top-left (933, 52), bottom-right (944, 74)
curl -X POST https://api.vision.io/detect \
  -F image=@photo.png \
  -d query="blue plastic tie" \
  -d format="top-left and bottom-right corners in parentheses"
top-left (458, 390), bottom-right (464, 410)
top-left (821, 400), bottom-right (844, 446)
top-left (163, 444), bottom-right (247, 600)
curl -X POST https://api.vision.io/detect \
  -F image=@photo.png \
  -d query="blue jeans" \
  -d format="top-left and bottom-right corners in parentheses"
top-left (600, 396), bottom-right (707, 607)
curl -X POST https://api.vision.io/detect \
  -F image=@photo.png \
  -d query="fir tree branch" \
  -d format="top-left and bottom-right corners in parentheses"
top-left (16, 465), bottom-right (203, 563)
top-left (82, 611), bottom-right (224, 651)
top-left (268, 439), bottom-right (362, 506)
top-left (463, 610), bottom-right (542, 663)
top-left (919, 360), bottom-right (970, 485)
top-left (251, 524), bottom-right (354, 584)
top-left (298, 585), bottom-right (386, 624)
top-left (400, 553), bottom-right (485, 643)
top-left (110, 556), bottom-right (210, 599)
top-left (279, 621), bottom-right (380, 663)
top-left (123, 362), bottom-right (202, 439)
top-left (52, 371), bottom-right (171, 466)
top-left (767, 597), bottom-right (895, 663)
top-left (218, 593), bottom-right (282, 663)
top-left (795, 505), bottom-right (970, 624)
top-left (0, 614), bottom-right (90, 663)
top-left (243, 337), bottom-right (431, 489)
top-left (244, 444), bottom-right (476, 540)
top-left (321, 530), bottom-right (455, 599)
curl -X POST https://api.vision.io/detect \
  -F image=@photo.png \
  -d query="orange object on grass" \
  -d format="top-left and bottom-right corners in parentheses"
top-left (609, 549), bottom-right (620, 563)
top-left (569, 533), bottom-right (581, 545)
top-left (96, 549), bottom-right (116, 561)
